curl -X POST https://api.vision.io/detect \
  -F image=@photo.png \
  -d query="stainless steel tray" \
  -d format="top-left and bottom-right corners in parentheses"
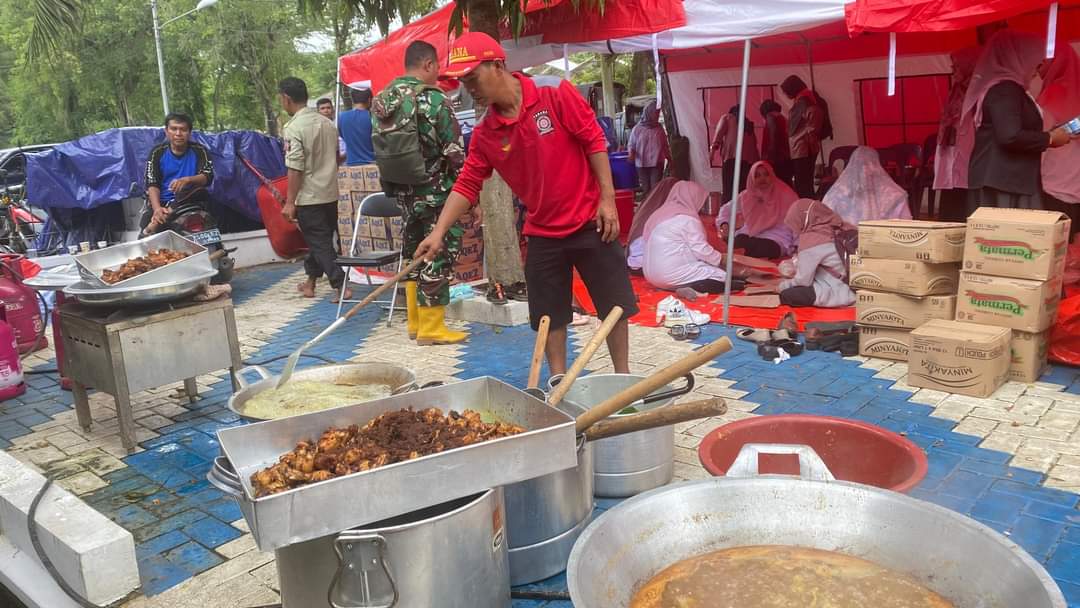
top-left (23, 264), bottom-right (81, 291)
top-left (62, 269), bottom-right (215, 307)
top-left (74, 231), bottom-right (211, 289)
top-left (216, 377), bottom-right (578, 552)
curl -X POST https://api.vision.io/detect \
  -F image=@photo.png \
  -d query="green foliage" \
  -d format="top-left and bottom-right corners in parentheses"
top-left (27, 0), bottom-right (81, 62)
top-left (568, 52), bottom-right (655, 94)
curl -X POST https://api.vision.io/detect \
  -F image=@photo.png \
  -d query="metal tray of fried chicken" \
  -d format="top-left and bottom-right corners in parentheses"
top-left (74, 231), bottom-right (212, 289)
top-left (213, 376), bottom-right (578, 552)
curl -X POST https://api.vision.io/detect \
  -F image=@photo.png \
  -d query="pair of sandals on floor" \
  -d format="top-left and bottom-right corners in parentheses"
top-left (736, 312), bottom-right (804, 360)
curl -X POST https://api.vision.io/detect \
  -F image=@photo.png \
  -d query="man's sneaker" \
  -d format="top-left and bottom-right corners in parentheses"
top-left (486, 282), bottom-right (508, 305)
top-left (508, 282), bottom-right (528, 302)
top-left (657, 295), bottom-right (710, 327)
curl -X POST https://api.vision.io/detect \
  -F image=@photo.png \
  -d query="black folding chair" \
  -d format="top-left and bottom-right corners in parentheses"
top-left (335, 192), bottom-right (404, 326)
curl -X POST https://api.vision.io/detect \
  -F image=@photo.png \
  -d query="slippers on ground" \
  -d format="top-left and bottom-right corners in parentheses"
top-left (771, 329), bottom-right (794, 342)
top-left (736, 328), bottom-right (772, 343)
top-left (757, 338), bottom-right (804, 360)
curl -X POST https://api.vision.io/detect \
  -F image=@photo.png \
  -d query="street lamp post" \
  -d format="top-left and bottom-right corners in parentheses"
top-left (151, 0), bottom-right (219, 116)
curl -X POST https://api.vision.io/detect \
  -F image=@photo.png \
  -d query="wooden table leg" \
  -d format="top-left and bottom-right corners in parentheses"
top-left (183, 377), bottom-right (199, 403)
top-left (72, 382), bottom-right (92, 432)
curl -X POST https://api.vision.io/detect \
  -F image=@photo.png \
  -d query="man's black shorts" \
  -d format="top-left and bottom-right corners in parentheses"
top-left (524, 222), bottom-right (639, 331)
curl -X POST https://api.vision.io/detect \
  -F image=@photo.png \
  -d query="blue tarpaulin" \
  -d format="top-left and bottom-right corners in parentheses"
top-left (25, 127), bottom-right (286, 221)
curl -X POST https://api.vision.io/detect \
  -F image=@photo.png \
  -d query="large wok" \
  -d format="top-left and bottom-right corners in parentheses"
top-left (228, 362), bottom-right (418, 422)
top-left (568, 472), bottom-right (1065, 608)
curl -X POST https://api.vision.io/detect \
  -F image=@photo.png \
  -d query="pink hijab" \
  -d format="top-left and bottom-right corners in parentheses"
top-left (737, 161), bottom-right (798, 236)
top-left (953, 31), bottom-right (1045, 189)
top-left (934, 46), bottom-right (983, 190)
top-left (785, 198), bottom-right (845, 251)
top-left (1038, 45), bottom-right (1080, 204)
top-left (643, 180), bottom-right (709, 241)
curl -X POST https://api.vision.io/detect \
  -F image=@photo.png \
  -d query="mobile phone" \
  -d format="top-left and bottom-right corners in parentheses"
top-left (1064, 116), bottom-right (1080, 136)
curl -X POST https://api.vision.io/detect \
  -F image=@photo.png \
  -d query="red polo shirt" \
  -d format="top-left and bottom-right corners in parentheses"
top-left (451, 74), bottom-right (609, 239)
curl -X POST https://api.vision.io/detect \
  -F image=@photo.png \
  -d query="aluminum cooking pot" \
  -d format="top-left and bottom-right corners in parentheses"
top-left (228, 362), bottom-right (419, 422)
top-left (567, 445), bottom-right (1066, 608)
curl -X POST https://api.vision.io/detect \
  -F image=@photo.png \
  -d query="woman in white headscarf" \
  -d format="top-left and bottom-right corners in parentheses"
top-left (642, 181), bottom-right (729, 293)
top-left (822, 146), bottom-right (912, 226)
top-left (957, 30), bottom-right (1071, 212)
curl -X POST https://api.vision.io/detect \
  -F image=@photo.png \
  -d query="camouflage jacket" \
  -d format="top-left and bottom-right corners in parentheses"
top-left (374, 76), bottom-right (465, 198)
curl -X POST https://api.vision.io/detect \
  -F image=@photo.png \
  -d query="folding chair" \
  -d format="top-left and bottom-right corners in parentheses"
top-left (335, 192), bottom-right (404, 325)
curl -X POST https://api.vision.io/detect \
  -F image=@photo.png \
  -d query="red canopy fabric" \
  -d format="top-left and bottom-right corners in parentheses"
top-left (845, 0), bottom-right (1078, 35)
top-left (339, 0), bottom-right (686, 94)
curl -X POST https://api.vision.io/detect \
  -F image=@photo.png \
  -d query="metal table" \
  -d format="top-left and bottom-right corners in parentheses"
top-left (59, 298), bottom-right (242, 452)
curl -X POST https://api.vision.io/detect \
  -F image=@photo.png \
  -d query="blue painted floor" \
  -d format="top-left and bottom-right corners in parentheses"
top-left (10, 263), bottom-right (1080, 604)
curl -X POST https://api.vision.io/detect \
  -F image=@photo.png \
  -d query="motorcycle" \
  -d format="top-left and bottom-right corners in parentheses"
top-left (132, 183), bottom-right (235, 284)
top-left (0, 170), bottom-right (43, 255)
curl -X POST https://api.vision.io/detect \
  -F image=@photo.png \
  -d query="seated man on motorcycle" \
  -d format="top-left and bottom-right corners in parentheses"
top-left (142, 112), bottom-right (214, 234)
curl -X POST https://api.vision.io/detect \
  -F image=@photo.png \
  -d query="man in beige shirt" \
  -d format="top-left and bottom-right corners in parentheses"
top-left (279, 76), bottom-right (350, 301)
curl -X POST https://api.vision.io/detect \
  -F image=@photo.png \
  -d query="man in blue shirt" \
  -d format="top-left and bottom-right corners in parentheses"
top-left (143, 112), bottom-right (214, 232)
top-left (338, 88), bottom-right (375, 166)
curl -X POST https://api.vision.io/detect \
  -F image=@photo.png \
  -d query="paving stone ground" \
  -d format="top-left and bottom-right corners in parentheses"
top-left (4, 261), bottom-right (1080, 607)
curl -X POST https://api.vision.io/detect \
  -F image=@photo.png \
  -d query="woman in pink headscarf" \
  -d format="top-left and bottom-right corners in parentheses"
top-left (643, 180), bottom-right (730, 293)
top-left (716, 161), bottom-right (798, 259)
top-left (958, 30), bottom-right (1071, 213)
top-left (1038, 44), bottom-right (1080, 235)
top-left (778, 199), bottom-right (855, 308)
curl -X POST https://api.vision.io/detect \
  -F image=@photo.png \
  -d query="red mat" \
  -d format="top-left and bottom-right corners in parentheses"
top-left (572, 274), bottom-right (855, 330)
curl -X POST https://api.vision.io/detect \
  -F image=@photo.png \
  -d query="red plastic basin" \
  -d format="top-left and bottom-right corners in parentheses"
top-left (698, 415), bottom-right (928, 494)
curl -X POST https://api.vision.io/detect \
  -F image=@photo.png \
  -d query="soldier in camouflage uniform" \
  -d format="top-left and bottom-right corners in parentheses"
top-left (372, 41), bottom-right (468, 345)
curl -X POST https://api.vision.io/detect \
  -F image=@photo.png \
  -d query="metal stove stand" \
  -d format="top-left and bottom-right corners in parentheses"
top-left (59, 298), bottom-right (242, 452)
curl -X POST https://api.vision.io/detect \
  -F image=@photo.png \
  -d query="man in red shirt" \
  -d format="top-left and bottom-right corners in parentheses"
top-left (415, 32), bottom-right (638, 375)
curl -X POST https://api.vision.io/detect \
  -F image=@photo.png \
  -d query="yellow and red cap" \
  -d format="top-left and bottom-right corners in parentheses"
top-left (441, 32), bottom-right (506, 79)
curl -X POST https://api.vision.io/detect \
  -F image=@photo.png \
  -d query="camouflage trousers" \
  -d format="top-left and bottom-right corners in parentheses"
top-left (398, 194), bottom-right (463, 307)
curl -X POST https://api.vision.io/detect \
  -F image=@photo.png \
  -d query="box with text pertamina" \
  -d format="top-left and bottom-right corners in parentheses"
top-left (849, 255), bottom-right (959, 296)
top-left (857, 325), bottom-right (912, 361)
top-left (963, 208), bottom-right (1070, 281)
top-left (1009, 330), bottom-right (1050, 384)
top-left (955, 272), bottom-right (1061, 333)
top-left (909, 320), bottom-right (1010, 398)
top-left (856, 291), bottom-right (957, 329)
top-left (858, 219), bottom-right (966, 263)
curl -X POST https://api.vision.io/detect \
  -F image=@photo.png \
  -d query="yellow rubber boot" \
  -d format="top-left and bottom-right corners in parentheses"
top-left (405, 281), bottom-right (419, 340)
top-left (416, 305), bottom-right (467, 346)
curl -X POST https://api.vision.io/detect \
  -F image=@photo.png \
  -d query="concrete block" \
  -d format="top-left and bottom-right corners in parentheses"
top-left (446, 296), bottom-right (529, 327)
top-left (0, 450), bottom-right (138, 606)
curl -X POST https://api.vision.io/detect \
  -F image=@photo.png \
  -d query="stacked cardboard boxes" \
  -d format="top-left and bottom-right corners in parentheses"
top-left (453, 209), bottom-right (485, 283)
top-left (337, 164), bottom-right (385, 256)
top-left (908, 319), bottom-right (1011, 397)
top-left (852, 220), bottom-right (965, 361)
top-left (954, 208), bottom-right (1070, 383)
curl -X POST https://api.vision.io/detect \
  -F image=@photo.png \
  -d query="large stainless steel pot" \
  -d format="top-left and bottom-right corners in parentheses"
top-left (276, 488), bottom-right (509, 608)
top-left (504, 400), bottom-right (592, 586)
top-left (567, 476), bottom-right (1067, 608)
top-left (228, 362), bottom-right (419, 421)
top-left (549, 373), bottom-right (693, 498)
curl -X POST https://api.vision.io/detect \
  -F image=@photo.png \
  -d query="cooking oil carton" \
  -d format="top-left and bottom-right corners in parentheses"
top-left (909, 320), bottom-right (1010, 398)
top-left (857, 325), bottom-right (912, 361)
top-left (955, 272), bottom-right (1061, 333)
top-left (963, 208), bottom-right (1070, 281)
top-left (858, 220), bottom-right (966, 263)
top-left (855, 291), bottom-right (957, 329)
top-left (1009, 330), bottom-right (1050, 384)
top-left (849, 255), bottom-right (959, 296)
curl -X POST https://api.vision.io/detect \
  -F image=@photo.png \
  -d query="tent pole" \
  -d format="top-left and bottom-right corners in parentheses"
top-left (722, 39), bottom-right (751, 327)
top-left (335, 62), bottom-right (342, 119)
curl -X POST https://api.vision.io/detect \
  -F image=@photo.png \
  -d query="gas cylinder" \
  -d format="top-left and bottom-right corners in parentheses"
top-left (0, 307), bottom-right (26, 400)
top-left (0, 255), bottom-right (46, 354)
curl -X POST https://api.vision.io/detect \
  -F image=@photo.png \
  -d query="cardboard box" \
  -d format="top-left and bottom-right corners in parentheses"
top-left (855, 291), bottom-right (957, 329)
top-left (955, 272), bottom-right (1061, 333)
top-left (355, 238), bottom-right (374, 253)
top-left (368, 217), bottom-right (390, 241)
top-left (1009, 330), bottom-right (1050, 384)
top-left (858, 220), bottom-right (966, 263)
top-left (909, 320), bottom-right (1011, 398)
top-left (857, 325), bottom-right (912, 361)
top-left (963, 208), bottom-right (1070, 281)
top-left (371, 238), bottom-right (394, 252)
top-left (454, 259), bottom-right (484, 283)
top-left (848, 255), bottom-right (959, 296)
top-left (388, 217), bottom-right (405, 241)
top-left (361, 164), bottom-right (382, 191)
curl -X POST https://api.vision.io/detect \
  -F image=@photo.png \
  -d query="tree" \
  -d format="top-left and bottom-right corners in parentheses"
top-left (27, 0), bottom-right (80, 61)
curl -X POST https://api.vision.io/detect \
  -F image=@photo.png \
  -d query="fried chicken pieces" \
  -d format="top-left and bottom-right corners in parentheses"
top-left (251, 408), bottom-right (525, 497)
top-left (100, 248), bottom-right (190, 284)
